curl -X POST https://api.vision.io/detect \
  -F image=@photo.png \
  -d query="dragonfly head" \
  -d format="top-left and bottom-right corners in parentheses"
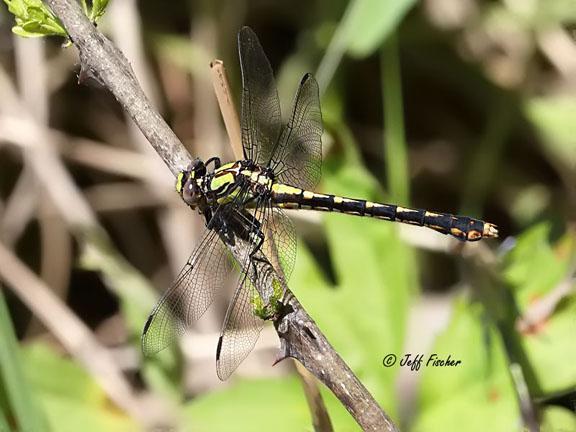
top-left (177, 158), bottom-right (207, 209)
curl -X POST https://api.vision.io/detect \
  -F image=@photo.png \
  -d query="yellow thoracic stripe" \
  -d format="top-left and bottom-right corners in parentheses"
top-left (216, 187), bottom-right (241, 204)
top-left (210, 172), bottom-right (235, 190)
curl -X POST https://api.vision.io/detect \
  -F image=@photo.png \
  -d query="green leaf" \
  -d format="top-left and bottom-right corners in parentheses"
top-left (345, 0), bottom-right (417, 57)
top-left (39, 393), bottom-right (137, 432)
top-left (0, 405), bottom-right (10, 432)
top-left (3, 0), bottom-right (27, 17)
top-left (12, 25), bottom-right (47, 37)
top-left (502, 223), bottom-right (572, 306)
top-left (3, 0), bottom-right (67, 38)
top-left (502, 223), bottom-right (570, 307)
top-left (541, 406), bottom-right (576, 431)
top-left (0, 290), bottom-right (49, 432)
top-left (316, 0), bottom-right (416, 90)
top-left (26, 5), bottom-right (46, 20)
top-left (23, 344), bottom-right (103, 404)
top-left (90, 0), bottom-right (110, 22)
top-left (414, 300), bottom-right (519, 432)
top-left (525, 97), bottom-right (576, 169)
top-left (501, 225), bottom-right (576, 395)
top-left (23, 343), bottom-right (138, 432)
top-left (185, 377), bottom-right (359, 431)
top-left (21, 20), bottom-right (48, 34)
top-left (521, 295), bottom-right (576, 394)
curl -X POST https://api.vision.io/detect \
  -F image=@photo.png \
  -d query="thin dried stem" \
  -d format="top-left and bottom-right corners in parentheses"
top-left (295, 361), bottom-right (334, 432)
top-left (210, 60), bottom-right (243, 158)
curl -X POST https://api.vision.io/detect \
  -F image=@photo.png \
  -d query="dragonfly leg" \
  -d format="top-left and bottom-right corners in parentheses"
top-left (205, 156), bottom-right (222, 170)
top-left (231, 208), bottom-right (269, 283)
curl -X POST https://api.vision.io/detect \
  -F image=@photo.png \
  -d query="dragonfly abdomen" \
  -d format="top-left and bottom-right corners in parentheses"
top-left (271, 184), bottom-right (498, 242)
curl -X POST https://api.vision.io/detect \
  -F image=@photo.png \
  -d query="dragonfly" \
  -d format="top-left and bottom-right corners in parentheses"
top-left (142, 26), bottom-right (498, 380)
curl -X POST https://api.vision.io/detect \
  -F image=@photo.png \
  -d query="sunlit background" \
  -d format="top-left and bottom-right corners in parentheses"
top-left (0, 0), bottom-right (575, 431)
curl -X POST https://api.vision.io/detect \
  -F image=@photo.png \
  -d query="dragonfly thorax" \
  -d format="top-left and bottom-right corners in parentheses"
top-left (176, 158), bottom-right (275, 213)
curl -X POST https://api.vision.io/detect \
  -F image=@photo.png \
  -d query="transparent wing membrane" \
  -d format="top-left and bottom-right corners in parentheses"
top-left (273, 74), bottom-right (323, 191)
top-left (239, 27), bottom-right (323, 191)
top-left (216, 274), bottom-right (265, 380)
top-left (141, 228), bottom-right (234, 356)
top-left (238, 26), bottom-right (282, 165)
top-left (215, 200), bottom-right (291, 379)
top-left (261, 205), bottom-right (296, 281)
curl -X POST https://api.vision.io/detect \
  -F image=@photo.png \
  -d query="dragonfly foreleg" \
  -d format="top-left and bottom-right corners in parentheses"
top-left (205, 156), bottom-right (222, 170)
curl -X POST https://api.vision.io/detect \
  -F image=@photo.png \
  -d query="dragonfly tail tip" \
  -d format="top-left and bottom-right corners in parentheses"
top-left (484, 223), bottom-right (499, 239)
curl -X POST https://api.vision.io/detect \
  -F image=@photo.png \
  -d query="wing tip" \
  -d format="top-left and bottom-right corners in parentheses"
top-left (141, 312), bottom-right (168, 357)
top-left (299, 73), bottom-right (320, 98)
top-left (300, 72), bottom-right (316, 85)
top-left (142, 312), bottom-right (154, 334)
top-left (215, 336), bottom-right (229, 381)
top-left (141, 336), bottom-right (169, 358)
top-left (238, 26), bottom-right (256, 44)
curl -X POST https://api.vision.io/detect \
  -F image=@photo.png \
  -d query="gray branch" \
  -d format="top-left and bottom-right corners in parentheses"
top-left (41, 0), bottom-right (399, 430)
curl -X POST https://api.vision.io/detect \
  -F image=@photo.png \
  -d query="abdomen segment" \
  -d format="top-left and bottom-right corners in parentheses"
top-left (270, 184), bottom-right (498, 242)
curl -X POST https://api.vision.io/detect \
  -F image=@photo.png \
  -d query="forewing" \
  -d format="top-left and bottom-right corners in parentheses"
top-left (238, 26), bottom-right (282, 165)
top-left (141, 228), bottom-right (233, 356)
top-left (273, 73), bottom-right (323, 191)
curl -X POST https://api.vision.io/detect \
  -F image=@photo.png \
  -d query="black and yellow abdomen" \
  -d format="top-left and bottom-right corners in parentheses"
top-left (270, 183), bottom-right (498, 241)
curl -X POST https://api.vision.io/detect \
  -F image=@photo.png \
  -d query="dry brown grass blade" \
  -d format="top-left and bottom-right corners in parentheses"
top-left (210, 60), bottom-right (243, 157)
top-left (0, 115), bottom-right (161, 181)
top-left (0, 164), bottom-right (38, 245)
top-left (295, 361), bottom-right (334, 432)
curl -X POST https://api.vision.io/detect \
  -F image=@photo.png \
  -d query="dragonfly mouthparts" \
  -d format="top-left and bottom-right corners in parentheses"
top-left (483, 223), bottom-right (499, 238)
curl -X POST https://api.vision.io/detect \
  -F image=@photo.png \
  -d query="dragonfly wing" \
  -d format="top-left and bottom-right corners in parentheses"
top-left (261, 205), bottom-right (296, 282)
top-left (273, 73), bottom-right (323, 191)
top-left (215, 273), bottom-right (265, 380)
top-left (215, 200), bottom-right (292, 379)
top-left (141, 227), bottom-right (234, 356)
top-left (238, 26), bottom-right (282, 165)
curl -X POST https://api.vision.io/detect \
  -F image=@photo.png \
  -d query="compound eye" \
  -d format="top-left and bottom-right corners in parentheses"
top-left (182, 177), bottom-right (201, 207)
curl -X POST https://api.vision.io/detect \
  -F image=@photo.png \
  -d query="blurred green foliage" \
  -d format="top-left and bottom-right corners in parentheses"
top-left (23, 344), bottom-right (137, 431)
